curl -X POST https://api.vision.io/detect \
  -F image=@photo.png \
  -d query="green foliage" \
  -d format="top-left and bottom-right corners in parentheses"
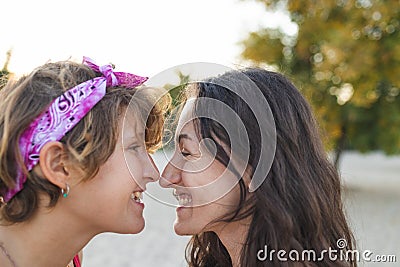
top-left (161, 72), bottom-right (191, 150)
top-left (163, 71), bottom-right (190, 108)
top-left (0, 69), bottom-right (9, 80)
top-left (241, 0), bottom-right (400, 159)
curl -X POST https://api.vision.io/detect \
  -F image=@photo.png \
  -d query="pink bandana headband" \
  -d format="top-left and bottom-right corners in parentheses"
top-left (2, 57), bottom-right (147, 203)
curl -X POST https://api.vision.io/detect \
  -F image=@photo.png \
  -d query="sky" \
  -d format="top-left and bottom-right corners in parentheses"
top-left (0, 0), bottom-right (297, 79)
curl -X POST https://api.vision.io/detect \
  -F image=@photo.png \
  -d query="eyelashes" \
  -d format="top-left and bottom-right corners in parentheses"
top-left (128, 143), bottom-right (146, 152)
top-left (129, 145), bottom-right (140, 151)
top-left (181, 151), bottom-right (191, 157)
top-left (180, 148), bottom-right (202, 159)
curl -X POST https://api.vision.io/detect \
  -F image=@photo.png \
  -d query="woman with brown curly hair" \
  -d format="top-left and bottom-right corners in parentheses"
top-left (161, 68), bottom-right (356, 266)
top-left (0, 57), bottom-right (169, 267)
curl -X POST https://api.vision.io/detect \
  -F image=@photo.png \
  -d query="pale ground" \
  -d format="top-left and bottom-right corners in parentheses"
top-left (83, 151), bottom-right (399, 267)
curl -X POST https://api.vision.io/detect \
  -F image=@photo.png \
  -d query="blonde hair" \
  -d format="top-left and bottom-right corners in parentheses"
top-left (0, 60), bottom-right (169, 223)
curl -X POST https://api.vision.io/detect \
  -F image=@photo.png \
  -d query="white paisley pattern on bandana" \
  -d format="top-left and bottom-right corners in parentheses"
top-left (3, 57), bottom-right (148, 202)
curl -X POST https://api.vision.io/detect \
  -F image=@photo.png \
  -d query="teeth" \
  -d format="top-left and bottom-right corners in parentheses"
top-left (172, 189), bottom-right (192, 206)
top-left (174, 192), bottom-right (192, 206)
top-left (131, 192), bottom-right (143, 203)
top-left (179, 197), bottom-right (191, 206)
top-left (134, 191), bottom-right (143, 199)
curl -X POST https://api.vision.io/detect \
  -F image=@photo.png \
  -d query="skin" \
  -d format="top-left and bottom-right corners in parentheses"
top-left (65, 113), bottom-right (160, 235)
top-left (160, 101), bottom-right (251, 266)
top-left (0, 113), bottom-right (159, 267)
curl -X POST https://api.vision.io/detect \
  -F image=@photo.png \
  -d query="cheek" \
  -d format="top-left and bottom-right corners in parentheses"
top-left (125, 155), bottom-right (144, 185)
top-left (185, 179), bottom-right (241, 215)
top-left (185, 171), bottom-right (239, 207)
top-left (86, 160), bottom-right (133, 209)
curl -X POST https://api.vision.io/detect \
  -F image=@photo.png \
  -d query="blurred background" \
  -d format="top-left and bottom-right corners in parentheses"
top-left (1, 0), bottom-right (399, 266)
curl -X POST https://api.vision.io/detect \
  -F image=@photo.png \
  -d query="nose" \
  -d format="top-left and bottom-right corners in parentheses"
top-left (159, 159), bottom-right (182, 188)
top-left (143, 153), bottom-right (160, 182)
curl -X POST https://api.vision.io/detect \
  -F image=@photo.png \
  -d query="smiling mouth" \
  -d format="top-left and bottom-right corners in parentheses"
top-left (131, 191), bottom-right (143, 203)
top-left (173, 189), bottom-right (192, 206)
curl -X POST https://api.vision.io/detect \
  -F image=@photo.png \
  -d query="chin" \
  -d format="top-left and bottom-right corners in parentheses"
top-left (174, 226), bottom-right (191, 236)
top-left (117, 219), bottom-right (145, 234)
top-left (174, 221), bottom-right (202, 236)
top-left (131, 223), bottom-right (145, 234)
top-left (131, 219), bottom-right (146, 234)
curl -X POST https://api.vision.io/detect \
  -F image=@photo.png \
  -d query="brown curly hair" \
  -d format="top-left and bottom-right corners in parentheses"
top-left (0, 60), bottom-right (170, 224)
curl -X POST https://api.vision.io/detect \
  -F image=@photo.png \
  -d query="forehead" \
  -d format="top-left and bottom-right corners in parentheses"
top-left (122, 111), bottom-right (145, 139)
top-left (176, 99), bottom-right (197, 138)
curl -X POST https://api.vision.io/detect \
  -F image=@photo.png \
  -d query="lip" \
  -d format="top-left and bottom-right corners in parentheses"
top-left (176, 205), bottom-right (193, 220)
top-left (131, 189), bottom-right (145, 207)
top-left (176, 206), bottom-right (189, 213)
top-left (132, 200), bottom-right (145, 208)
top-left (134, 187), bottom-right (146, 193)
top-left (172, 188), bottom-right (191, 197)
top-left (176, 204), bottom-right (191, 209)
top-left (131, 197), bottom-right (145, 208)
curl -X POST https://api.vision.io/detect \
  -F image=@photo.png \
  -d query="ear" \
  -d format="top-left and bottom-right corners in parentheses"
top-left (38, 141), bottom-right (70, 188)
top-left (243, 165), bottom-right (254, 192)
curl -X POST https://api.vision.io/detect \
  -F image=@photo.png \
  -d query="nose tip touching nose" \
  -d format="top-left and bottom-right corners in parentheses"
top-left (159, 162), bottom-right (177, 188)
top-left (159, 148), bottom-right (189, 188)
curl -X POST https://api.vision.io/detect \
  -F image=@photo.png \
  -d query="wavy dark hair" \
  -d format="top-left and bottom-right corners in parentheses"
top-left (184, 68), bottom-right (356, 267)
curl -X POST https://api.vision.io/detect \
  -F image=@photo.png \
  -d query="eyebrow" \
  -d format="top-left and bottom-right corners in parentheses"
top-left (178, 133), bottom-right (192, 143)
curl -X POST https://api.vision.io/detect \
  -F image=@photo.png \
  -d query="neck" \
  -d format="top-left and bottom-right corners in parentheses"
top-left (0, 200), bottom-right (97, 267)
top-left (214, 218), bottom-right (251, 267)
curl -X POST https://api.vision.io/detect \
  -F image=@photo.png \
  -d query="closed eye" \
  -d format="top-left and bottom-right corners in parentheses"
top-left (180, 148), bottom-right (202, 159)
top-left (128, 144), bottom-right (142, 151)
top-left (181, 151), bottom-right (191, 157)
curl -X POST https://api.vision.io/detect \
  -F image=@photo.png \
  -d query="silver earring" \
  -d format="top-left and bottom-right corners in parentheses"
top-left (0, 196), bottom-right (6, 206)
top-left (61, 184), bottom-right (70, 198)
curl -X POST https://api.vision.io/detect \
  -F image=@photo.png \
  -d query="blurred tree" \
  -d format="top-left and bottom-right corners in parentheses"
top-left (0, 49), bottom-right (12, 89)
top-left (162, 71), bottom-right (191, 150)
top-left (241, 0), bottom-right (400, 167)
top-left (163, 71), bottom-right (190, 108)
